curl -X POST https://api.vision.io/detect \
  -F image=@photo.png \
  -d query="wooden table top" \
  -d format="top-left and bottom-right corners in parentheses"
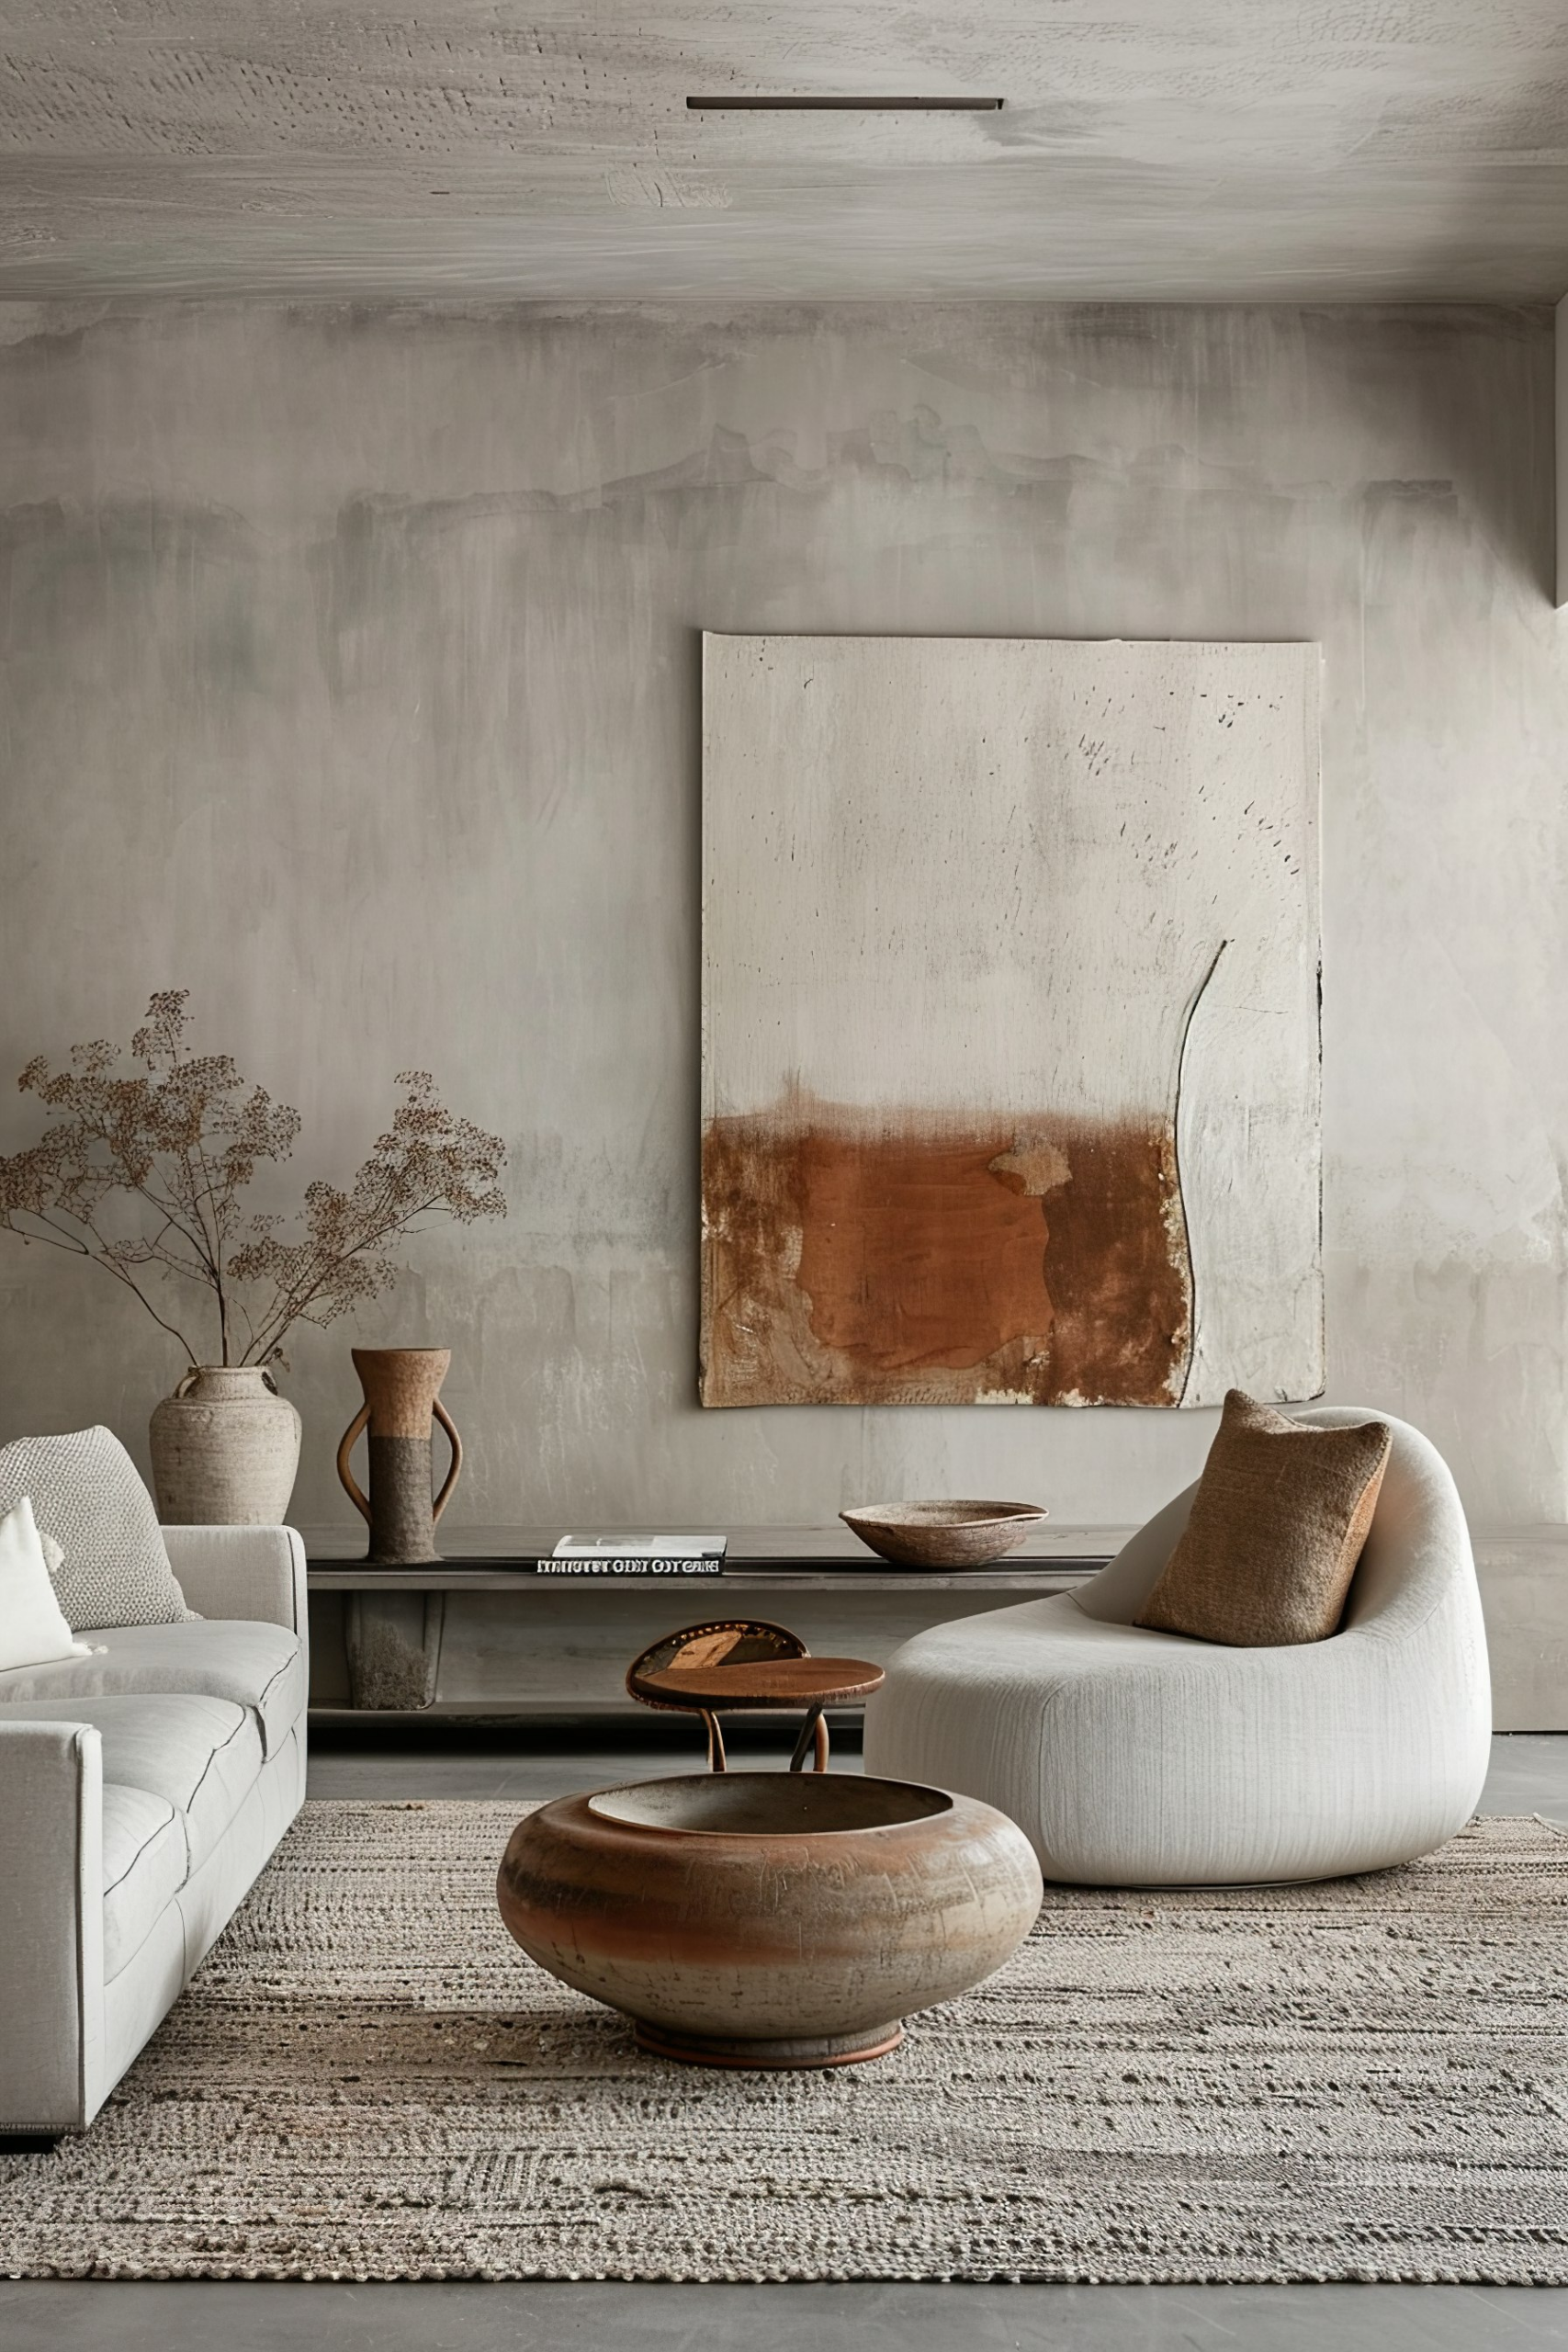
top-left (633, 1655), bottom-right (886, 1710)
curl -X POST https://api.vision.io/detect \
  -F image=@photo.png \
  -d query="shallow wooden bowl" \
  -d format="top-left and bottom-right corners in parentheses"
top-left (840, 1498), bottom-right (1049, 1569)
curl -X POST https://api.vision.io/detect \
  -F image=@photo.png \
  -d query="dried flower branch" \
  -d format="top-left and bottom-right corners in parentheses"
top-left (0, 992), bottom-right (506, 1367)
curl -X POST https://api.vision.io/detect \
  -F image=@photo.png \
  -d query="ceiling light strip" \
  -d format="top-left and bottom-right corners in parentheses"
top-left (685, 96), bottom-right (1004, 112)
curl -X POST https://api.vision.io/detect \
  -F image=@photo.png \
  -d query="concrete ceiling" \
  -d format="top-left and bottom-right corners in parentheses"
top-left (2, 2), bottom-right (1567, 303)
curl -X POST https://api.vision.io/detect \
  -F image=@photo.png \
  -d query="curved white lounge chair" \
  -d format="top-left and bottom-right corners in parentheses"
top-left (863, 1409), bottom-right (1491, 1886)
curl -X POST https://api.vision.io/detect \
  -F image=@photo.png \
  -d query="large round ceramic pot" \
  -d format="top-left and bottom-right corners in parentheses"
top-left (496, 1772), bottom-right (1043, 2070)
top-left (149, 1365), bottom-right (303, 1525)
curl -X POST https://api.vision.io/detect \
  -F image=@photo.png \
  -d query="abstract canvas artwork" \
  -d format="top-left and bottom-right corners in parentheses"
top-left (700, 634), bottom-right (1322, 1408)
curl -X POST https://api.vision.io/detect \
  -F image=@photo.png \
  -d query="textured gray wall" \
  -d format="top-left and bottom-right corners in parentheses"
top-left (0, 300), bottom-right (1563, 1534)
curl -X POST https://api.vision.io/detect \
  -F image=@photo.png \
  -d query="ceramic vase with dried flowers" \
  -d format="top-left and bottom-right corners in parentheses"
top-left (0, 990), bottom-right (506, 1524)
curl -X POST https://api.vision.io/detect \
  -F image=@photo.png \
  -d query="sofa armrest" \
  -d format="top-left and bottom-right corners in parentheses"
top-left (162, 1525), bottom-right (307, 1637)
top-left (0, 1721), bottom-right (105, 2132)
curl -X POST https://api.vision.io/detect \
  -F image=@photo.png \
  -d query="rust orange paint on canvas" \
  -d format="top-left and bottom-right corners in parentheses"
top-left (701, 1100), bottom-right (1190, 1408)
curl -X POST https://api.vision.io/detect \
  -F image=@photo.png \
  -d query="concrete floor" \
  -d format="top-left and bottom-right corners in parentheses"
top-left (3, 1727), bottom-right (1567, 2352)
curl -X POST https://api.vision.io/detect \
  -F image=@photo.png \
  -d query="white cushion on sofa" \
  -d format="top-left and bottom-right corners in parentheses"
top-left (0, 1496), bottom-right (95, 1672)
top-left (0, 1620), bottom-right (305, 1758)
top-left (0, 1693), bottom-right (263, 1875)
top-left (0, 1427), bottom-right (194, 1631)
top-left (101, 1783), bottom-right (187, 1981)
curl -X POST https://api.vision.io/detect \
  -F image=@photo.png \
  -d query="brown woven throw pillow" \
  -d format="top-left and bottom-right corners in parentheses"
top-left (1134, 1391), bottom-right (1392, 1647)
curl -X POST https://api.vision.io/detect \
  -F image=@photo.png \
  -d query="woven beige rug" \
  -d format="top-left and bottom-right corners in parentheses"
top-left (4, 1801), bottom-right (1568, 2285)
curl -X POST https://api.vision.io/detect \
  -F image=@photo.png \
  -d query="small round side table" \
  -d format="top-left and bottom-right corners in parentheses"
top-left (626, 1621), bottom-right (885, 1772)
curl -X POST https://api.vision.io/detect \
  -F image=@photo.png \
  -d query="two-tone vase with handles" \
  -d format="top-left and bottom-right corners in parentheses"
top-left (335, 1346), bottom-right (462, 1564)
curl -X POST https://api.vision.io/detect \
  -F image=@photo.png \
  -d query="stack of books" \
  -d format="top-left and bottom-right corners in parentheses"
top-left (534, 1535), bottom-right (728, 1578)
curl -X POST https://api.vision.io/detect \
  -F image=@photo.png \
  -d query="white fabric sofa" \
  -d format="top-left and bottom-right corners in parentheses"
top-left (863, 1409), bottom-right (1491, 1886)
top-left (0, 1527), bottom-right (307, 2135)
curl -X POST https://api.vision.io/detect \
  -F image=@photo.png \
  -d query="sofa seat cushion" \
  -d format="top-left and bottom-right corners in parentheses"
top-left (0, 1693), bottom-right (264, 1876)
top-left (0, 1621), bottom-right (304, 1758)
top-left (101, 1783), bottom-right (186, 1981)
